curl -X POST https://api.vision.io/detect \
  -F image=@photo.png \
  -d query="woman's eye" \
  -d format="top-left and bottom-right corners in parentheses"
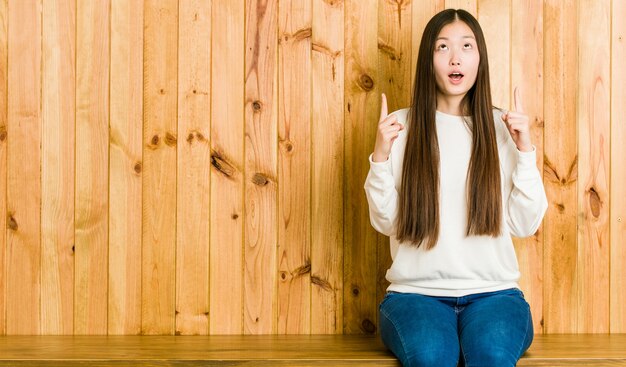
top-left (437, 44), bottom-right (448, 50)
top-left (464, 43), bottom-right (473, 49)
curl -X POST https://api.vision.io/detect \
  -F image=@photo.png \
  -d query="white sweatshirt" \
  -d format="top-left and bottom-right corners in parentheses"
top-left (364, 108), bottom-right (548, 297)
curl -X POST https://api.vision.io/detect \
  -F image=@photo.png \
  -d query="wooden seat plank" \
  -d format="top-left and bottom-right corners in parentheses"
top-left (0, 334), bottom-right (624, 366)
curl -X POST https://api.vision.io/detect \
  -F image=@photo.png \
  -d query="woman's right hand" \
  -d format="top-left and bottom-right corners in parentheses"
top-left (372, 93), bottom-right (404, 162)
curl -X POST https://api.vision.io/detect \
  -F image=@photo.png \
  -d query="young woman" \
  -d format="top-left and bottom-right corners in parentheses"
top-left (364, 9), bottom-right (548, 367)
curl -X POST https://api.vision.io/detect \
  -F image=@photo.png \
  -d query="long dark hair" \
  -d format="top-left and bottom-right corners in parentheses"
top-left (396, 9), bottom-right (502, 250)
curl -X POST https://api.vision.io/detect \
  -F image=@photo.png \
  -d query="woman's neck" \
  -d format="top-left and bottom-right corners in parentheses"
top-left (436, 93), bottom-right (465, 116)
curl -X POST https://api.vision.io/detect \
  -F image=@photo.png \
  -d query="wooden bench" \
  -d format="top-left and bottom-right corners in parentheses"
top-left (0, 334), bottom-right (625, 366)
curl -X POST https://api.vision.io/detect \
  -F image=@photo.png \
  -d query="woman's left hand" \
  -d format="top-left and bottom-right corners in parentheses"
top-left (502, 87), bottom-right (533, 152)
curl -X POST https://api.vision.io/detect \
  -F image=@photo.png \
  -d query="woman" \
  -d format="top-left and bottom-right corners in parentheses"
top-left (364, 8), bottom-right (548, 367)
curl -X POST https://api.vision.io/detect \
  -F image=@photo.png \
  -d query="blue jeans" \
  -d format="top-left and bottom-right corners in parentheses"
top-left (379, 288), bottom-right (533, 367)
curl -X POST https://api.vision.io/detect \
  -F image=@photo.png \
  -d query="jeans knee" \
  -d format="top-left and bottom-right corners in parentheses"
top-left (403, 349), bottom-right (458, 367)
top-left (465, 348), bottom-right (516, 367)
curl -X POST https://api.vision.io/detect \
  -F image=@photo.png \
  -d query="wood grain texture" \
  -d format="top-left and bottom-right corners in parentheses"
top-left (445, 0), bottom-right (477, 15)
top-left (142, 0), bottom-right (178, 335)
top-left (378, 0), bottom-right (412, 109)
top-left (41, 0), bottom-right (75, 335)
top-left (311, 0), bottom-right (344, 334)
top-left (478, 0), bottom-right (509, 109)
top-left (0, 0), bottom-right (8, 336)
top-left (244, 0), bottom-right (278, 335)
top-left (410, 0), bottom-right (444, 88)
top-left (277, 0), bottom-right (312, 335)
top-left (0, 334), bottom-right (625, 366)
top-left (176, 0), bottom-right (210, 336)
top-left (75, 0), bottom-right (110, 335)
top-left (344, 0), bottom-right (378, 335)
top-left (108, 0), bottom-right (143, 336)
top-left (1, 0), bottom-right (626, 337)
top-left (0, 335), bottom-right (398, 365)
top-left (610, 0), bottom-right (626, 334)
top-left (209, 0), bottom-right (244, 335)
top-left (376, 0), bottom-right (411, 311)
top-left (6, 0), bottom-right (42, 335)
top-left (577, 0), bottom-right (610, 334)
top-left (510, 0), bottom-right (544, 334)
top-left (543, 0), bottom-right (578, 333)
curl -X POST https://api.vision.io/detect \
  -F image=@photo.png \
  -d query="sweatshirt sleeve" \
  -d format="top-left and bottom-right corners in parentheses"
top-left (363, 153), bottom-right (399, 237)
top-left (505, 147), bottom-right (548, 237)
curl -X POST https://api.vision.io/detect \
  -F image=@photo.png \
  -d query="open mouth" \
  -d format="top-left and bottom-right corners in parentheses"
top-left (448, 72), bottom-right (464, 81)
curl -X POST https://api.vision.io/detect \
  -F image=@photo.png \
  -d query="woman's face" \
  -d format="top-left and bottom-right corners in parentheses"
top-left (433, 20), bottom-right (479, 103)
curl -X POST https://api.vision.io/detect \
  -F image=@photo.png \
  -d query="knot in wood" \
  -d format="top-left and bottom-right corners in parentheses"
top-left (358, 74), bottom-right (374, 91)
top-left (588, 187), bottom-right (601, 218)
top-left (211, 152), bottom-right (236, 178)
top-left (8, 215), bottom-right (17, 231)
top-left (252, 173), bottom-right (269, 186)
top-left (362, 319), bottom-right (376, 334)
top-left (164, 132), bottom-right (177, 146)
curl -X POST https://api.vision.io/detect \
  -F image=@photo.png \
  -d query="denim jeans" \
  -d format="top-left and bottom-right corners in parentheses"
top-left (379, 288), bottom-right (533, 367)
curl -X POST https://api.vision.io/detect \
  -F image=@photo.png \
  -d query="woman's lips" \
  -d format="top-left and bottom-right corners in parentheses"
top-left (448, 73), bottom-right (464, 85)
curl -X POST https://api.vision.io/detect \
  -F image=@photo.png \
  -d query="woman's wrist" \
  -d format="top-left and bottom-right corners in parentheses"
top-left (372, 152), bottom-right (389, 162)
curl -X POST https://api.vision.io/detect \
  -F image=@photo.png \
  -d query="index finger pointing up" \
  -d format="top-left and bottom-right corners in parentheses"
top-left (380, 93), bottom-right (388, 121)
top-left (513, 87), bottom-right (524, 113)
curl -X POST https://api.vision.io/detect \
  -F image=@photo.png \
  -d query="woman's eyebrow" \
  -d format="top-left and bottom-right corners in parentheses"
top-left (435, 35), bottom-right (476, 41)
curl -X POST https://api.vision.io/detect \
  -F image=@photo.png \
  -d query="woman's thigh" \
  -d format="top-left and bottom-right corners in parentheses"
top-left (379, 292), bottom-right (459, 367)
top-left (458, 289), bottom-right (533, 367)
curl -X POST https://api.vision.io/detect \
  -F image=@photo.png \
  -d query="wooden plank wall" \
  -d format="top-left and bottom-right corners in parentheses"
top-left (0, 0), bottom-right (6, 336)
top-left (42, 0), bottom-right (75, 335)
top-left (543, 0), bottom-right (578, 333)
top-left (75, 0), bottom-right (110, 336)
top-left (0, 0), bottom-right (624, 335)
top-left (344, 0), bottom-right (377, 335)
top-left (108, 0), bottom-right (143, 336)
top-left (611, 0), bottom-right (626, 334)
top-left (6, 0), bottom-right (42, 335)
